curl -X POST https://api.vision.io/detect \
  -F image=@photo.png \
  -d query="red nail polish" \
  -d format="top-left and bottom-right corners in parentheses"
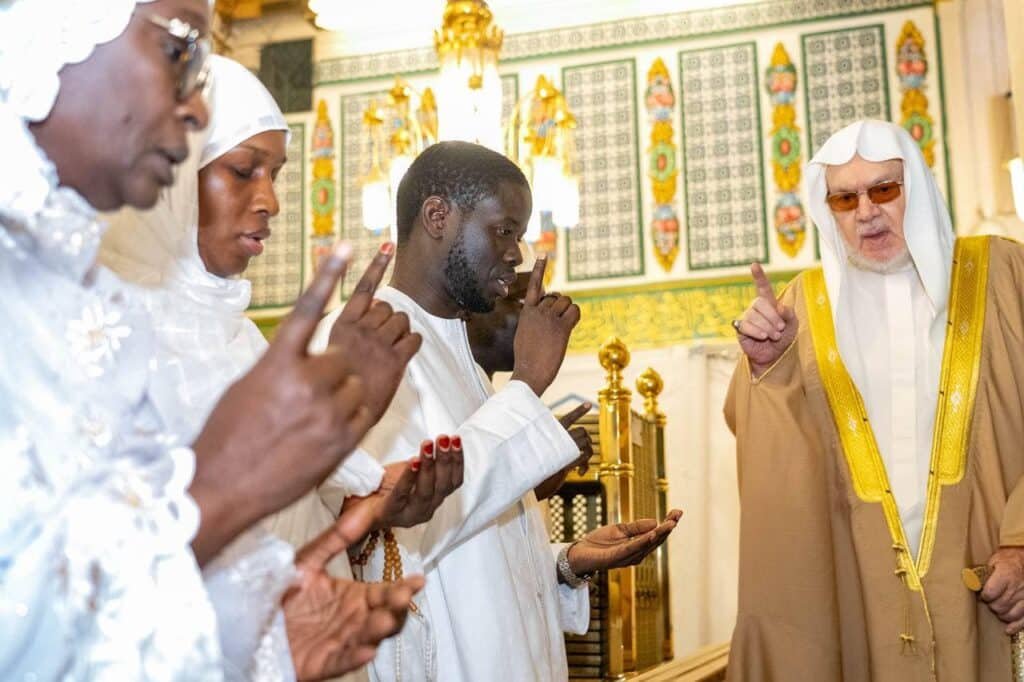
top-left (437, 435), bottom-right (451, 451)
top-left (380, 242), bottom-right (395, 256)
top-left (451, 436), bottom-right (462, 450)
top-left (410, 457), bottom-right (421, 472)
top-left (422, 440), bottom-right (434, 456)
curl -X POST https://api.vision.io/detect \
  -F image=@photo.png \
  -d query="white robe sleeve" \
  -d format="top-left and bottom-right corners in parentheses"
top-left (0, 443), bottom-right (222, 680)
top-left (549, 543), bottom-right (591, 634)
top-left (202, 528), bottom-right (297, 681)
top-left (395, 379), bottom-right (580, 570)
top-left (318, 448), bottom-right (386, 510)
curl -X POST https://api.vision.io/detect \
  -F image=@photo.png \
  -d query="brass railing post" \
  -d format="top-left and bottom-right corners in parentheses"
top-left (638, 368), bottom-right (673, 663)
top-left (598, 338), bottom-right (636, 678)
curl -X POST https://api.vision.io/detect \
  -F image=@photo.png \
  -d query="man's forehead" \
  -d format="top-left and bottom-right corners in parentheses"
top-left (825, 155), bottom-right (903, 189)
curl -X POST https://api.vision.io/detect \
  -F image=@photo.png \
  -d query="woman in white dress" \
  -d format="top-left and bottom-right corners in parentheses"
top-left (100, 54), bottom-right (463, 681)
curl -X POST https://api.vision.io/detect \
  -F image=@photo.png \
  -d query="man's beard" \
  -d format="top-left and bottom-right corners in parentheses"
top-left (444, 229), bottom-right (494, 314)
top-left (846, 243), bottom-right (912, 274)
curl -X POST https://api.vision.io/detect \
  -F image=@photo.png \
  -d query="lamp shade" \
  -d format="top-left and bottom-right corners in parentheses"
top-left (1010, 157), bottom-right (1024, 223)
top-left (530, 156), bottom-right (562, 214)
top-left (552, 174), bottom-right (580, 229)
top-left (361, 179), bottom-right (392, 232)
top-left (436, 54), bottom-right (503, 151)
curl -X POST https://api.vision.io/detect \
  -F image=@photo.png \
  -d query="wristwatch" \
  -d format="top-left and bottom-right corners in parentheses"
top-left (557, 542), bottom-right (594, 588)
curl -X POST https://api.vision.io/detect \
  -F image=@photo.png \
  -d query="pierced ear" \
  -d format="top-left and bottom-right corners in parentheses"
top-left (421, 196), bottom-right (450, 239)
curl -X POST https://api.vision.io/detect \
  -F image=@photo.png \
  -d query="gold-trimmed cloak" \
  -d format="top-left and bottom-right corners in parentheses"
top-left (724, 236), bottom-right (1024, 681)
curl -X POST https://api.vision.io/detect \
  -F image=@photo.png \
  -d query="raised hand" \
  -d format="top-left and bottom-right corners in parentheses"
top-left (285, 500), bottom-right (424, 680)
top-left (327, 242), bottom-right (423, 423)
top-left (511, 256), bottom-right (581, 397)
top-left (735, 262), bottom-right (797, 376)
top-left (342, 435), bottom-right (466, 531)
top-left (535, 403), bottom-right (595, 501)
top-left (565, 510), bottom-right (683, 579)
top-left (190, 243), bottom-right (377, 565)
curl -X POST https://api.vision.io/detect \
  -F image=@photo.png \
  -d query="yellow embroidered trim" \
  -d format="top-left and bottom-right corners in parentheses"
top-left (803, 267), bottom-right (917, 586)
top-left (917, 235), bottom-right (989, 577)
top-left (803, 236), bottom-right (989, 590)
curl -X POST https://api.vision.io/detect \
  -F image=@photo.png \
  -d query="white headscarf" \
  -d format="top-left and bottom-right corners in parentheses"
top-left (0, 0), bottom-right (215, 122)
top-left (806, 119), bottom-right (955, 320)
top-left (101, 54), bottom-right (290, 441)
top-left (101, 54), bottom-right (297, 681)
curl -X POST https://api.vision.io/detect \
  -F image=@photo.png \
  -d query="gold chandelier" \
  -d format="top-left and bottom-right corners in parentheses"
top-left (358, 0), bottom-right (579, 238)
top-left (433, 0), bottom-right (504, 150)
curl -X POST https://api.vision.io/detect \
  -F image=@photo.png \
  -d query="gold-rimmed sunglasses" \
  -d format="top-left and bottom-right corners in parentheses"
top-left (145, 13), bottom-right (211, 100)
top-left (825, 180), bottom-right (903, 212)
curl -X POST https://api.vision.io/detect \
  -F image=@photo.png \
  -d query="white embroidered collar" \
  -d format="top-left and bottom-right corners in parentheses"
top-left (0, 102), bottom-right (104, 283)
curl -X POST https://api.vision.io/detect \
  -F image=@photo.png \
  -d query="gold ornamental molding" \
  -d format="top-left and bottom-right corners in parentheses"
top-left (252, 270), bottom-right (800, 351)
top-left (566, 270), bottom-right (798, 354)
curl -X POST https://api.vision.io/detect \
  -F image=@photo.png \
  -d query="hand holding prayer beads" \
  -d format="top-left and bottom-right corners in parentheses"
top-left (327, 242), bottom-right (423, 423)
top-left (190, 243), bottom-right (379, 564)
top-left (563, 510), bottom-right (683, 580)
top-left (735, 262), bottom-right (798, 376)
top-left (342, 435), bottom-right (466, 532)
top-left (511, 255), bottom-right (581, 396)
top-left (285, 497), bottom-right (424, 680)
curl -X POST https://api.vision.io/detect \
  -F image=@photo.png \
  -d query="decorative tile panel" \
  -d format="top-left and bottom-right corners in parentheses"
top-left (679, 43), bottom-right (767, 270)
top-left (501, 73), bottom-right (519, 129)
top-left (249, 123), bottom-right (305, 309)
top-left (339, 91), bottom-right (392, 299)
top-left (802, 24), bottom-right (889, 155)
top-left (563, 60), bottom-right (644, 281)
top-left (765, 43), bottom-right (808, 259)
top-left (315, 0), bottom-right (928, 85)
top-left (895, 20), bottom-right (936, 166)
top-left (645, 57), bottom-right (681, 272)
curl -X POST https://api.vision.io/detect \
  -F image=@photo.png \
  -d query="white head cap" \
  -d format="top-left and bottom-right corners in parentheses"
top-left (805, 119), bottom-right (954, 317)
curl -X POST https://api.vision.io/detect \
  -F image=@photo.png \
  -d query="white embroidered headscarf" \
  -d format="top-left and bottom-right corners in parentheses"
top-left (806, 119), bottom-right (955, 322)
top-left (101, 54), bottom-right (290, 442)
top-left (0, 2), bottom-right (224, 679)
top-left (0, 0), bottom-right (210, 121)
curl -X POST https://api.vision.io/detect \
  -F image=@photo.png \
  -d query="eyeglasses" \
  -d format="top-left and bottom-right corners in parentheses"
top-left (145, 14), bottom-right (211, 100)
top-left (825, 180), bottom-right (903, 212)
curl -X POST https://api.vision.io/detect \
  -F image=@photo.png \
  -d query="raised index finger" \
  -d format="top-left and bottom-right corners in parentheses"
top-left (272, 242), bottom-right (352, 357)
top-left (558, 402), bottom-right (592, 429)
top-left (523, 255), bottom-right (548, 306)
top-left (750, 262), bottom-right (778, 306)
top-left (339, 242), bottom-right (395, 323)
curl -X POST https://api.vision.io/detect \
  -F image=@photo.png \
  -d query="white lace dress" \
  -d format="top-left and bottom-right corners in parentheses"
top-left (0, 103), bottom-right (224, 680)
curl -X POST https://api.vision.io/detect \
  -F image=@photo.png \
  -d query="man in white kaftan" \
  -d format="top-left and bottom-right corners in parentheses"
top-left (307, 141), bottom-right (680, 681)
top-left (317, 284), bottom-right (590, 681)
